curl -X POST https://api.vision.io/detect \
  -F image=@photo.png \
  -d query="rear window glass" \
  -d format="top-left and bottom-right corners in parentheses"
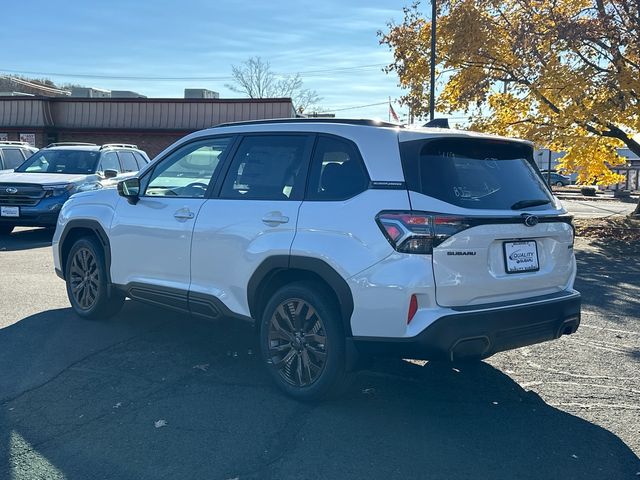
top-left (400, 138), bottom-right (553, 210)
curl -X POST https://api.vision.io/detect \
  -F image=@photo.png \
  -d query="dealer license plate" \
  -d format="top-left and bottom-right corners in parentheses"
top-left (503, 240), bottom-right (539, 273)
top-left (0, 206), bottom-right (19, 217)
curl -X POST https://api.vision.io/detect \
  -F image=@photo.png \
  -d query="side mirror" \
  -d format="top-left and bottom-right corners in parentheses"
top-left (117, 177), bottom-right (140, 204)
top-left (103, 169), bottom-right (119, 179)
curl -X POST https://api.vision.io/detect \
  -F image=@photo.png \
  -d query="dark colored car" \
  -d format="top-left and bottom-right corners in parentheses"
top-left (546, 172), bottom-right (572, 187)
top-left (0, 142), bottom-right (150, 235)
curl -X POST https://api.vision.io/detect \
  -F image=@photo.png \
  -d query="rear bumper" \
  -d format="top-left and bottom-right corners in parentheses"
top-left (353, 291), bottom-right (581, 361)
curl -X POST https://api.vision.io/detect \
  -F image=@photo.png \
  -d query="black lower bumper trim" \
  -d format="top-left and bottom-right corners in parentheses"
top-left (0, 213), bottom-right (59, 227)
top-left (354, 293), bottom-right (581, 361)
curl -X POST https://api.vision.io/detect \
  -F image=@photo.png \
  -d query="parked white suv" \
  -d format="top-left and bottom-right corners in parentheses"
top-left (52, 119), bottom-right (580, 400)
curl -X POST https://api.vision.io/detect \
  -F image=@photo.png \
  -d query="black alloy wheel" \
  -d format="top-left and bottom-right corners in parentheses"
top-left (267, 298), bottom-right (328, 387)
top-left (260, 282), bottom-right (351, 401)
top-left (69, 246), bottom-right (100, 310)
top-left (65, 237), bottom-right (124, 319)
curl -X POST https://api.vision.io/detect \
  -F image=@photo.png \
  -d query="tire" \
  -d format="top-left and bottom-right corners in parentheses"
top-left (555, 181), bottom-right (564, 187)
top-left (259, 282), bottom-right (351, 401)
top-left (0, 225), bottom-right (14, 236)
top-left (65, 236), bottom-right (124, 320)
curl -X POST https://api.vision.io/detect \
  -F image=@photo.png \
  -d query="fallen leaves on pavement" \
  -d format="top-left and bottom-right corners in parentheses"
top-left (573, 217), bottom-right (640, 244)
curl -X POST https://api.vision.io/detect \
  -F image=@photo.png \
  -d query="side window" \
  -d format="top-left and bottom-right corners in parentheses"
top-left (306, 136), bottom-right (369, 200)
top-left (145, 137), bottom-right (232, 198)
top-left (220, 135), bottom-right (311, 200)
top-left (97, 151), bottom-right (121, 173)
top-left (3, 148), bottom-right (26, 169)
top-left (133, 152), bottom-right (148, 169)
top-left (118, 151), bottom-right (138, 172)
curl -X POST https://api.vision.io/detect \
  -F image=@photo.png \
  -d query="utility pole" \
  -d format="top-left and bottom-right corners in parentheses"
top-left (429, 0), bottom-right (437, 121)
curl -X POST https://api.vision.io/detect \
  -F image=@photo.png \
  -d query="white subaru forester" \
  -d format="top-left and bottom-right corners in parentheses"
top-left (52, 119), bottom-right (580, 400)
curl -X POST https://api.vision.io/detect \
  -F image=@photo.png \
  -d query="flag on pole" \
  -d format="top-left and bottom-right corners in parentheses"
top-left (389, 99), bottom-right (400, 123)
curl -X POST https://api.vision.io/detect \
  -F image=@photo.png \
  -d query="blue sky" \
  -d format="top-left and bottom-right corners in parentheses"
top-left (2, 0), bottom-right (414, 120)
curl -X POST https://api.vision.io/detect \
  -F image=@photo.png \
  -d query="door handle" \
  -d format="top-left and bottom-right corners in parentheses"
top-left (262, 212), bottom-right (289, 226)
top-left (174, 209), bottom-right (195, 220)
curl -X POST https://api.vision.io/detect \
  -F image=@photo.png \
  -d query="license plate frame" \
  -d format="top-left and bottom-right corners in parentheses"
top-left (503, 240), bottom-right (539, 274)
top-left (0, 206), bottom-right (20, 218)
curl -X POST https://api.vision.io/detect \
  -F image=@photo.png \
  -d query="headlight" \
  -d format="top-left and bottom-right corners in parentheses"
top-left (77, 182), bottom-right (103, 193)
top-left (43, 184), bottom-right (75, 197)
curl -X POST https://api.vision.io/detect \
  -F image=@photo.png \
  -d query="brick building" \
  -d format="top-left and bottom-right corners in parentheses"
top-left (0, 96), bottom-right (295, 158)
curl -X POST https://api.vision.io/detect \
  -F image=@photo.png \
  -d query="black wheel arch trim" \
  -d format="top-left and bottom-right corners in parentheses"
top-left (58, 219), bottom-right (112, 283)
top-left (247, 255), bottom-right (355, 336)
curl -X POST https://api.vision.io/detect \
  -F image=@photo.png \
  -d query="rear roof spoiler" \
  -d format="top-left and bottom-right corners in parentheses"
top-left (423, 118), bottom-right (450, 128)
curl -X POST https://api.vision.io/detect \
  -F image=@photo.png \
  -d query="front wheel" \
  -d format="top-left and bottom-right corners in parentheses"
top-left (260, 282), bottom-right (351, 401)
top-left (65, 236), bottom-right (124, 320)
top-left (555, 181), bottom-right (564, 187)
top-left (0, 225), bottom-right (14, 236)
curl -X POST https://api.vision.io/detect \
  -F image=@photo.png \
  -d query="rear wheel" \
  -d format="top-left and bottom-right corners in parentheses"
top-left (260, 282), bottom-right (351, 401)
top-left (0, 225), bottom-right (14, 235)
top-left (555, 181), bottom-right (564, 187)
top-left (65, 236), bottom-right (124, 320)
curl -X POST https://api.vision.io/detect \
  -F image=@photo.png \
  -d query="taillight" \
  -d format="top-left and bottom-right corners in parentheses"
top-left (376, 211), bottom-right (471, 254)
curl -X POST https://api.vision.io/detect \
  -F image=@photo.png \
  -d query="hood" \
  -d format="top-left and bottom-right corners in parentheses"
top-left (0, 172), bottom-right (97, 186)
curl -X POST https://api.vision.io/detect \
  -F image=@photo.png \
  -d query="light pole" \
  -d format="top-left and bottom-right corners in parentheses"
top-left (429, 0), bottom-right (436, 121)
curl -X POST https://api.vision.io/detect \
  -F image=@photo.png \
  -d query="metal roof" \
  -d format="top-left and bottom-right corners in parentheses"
top-left (0, 96), bottom-right (296, 131)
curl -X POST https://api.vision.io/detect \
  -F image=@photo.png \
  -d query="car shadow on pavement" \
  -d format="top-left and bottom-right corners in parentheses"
top-left (1, 302), bottom-right (638, 479)
top-left (574, 240), bottom-right (640, 319)
top-left (0, 227), bottom-right (53, 252)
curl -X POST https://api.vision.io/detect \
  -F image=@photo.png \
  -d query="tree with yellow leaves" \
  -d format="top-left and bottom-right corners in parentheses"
top-left (379, 1), bottom-right (640, 214)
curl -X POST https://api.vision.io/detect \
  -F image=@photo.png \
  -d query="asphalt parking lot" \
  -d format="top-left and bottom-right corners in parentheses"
top-left (1, 228), bottom-right (639, 480)
top-left (560, 198), bottom-right (637, 218)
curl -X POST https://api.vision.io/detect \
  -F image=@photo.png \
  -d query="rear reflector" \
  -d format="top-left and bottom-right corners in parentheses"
top-left (407, 294), bottom-right (418, 324)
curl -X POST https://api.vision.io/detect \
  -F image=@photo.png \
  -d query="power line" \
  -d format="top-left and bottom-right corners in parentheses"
top-left (323, 101), bottom-right (389, 113)
top-left (0, 63), bottom-right (387, 82)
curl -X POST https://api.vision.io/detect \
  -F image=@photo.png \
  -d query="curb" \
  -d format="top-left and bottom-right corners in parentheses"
top-left (556, 194), bottom-right (639, 203)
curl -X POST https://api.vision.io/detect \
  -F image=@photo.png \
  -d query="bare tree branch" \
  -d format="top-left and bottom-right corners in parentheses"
top-left (225, 57), bottom-right (322, 113)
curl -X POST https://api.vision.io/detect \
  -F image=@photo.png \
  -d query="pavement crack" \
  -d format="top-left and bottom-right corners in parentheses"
top-left (1, 320), bottom-right (172, 405)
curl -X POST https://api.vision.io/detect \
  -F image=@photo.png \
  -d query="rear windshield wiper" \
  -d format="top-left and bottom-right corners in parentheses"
top-left (511, 199), bottom-right (551, 210)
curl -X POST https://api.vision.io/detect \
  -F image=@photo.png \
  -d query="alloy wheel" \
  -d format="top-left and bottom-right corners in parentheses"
top-left (267, 298), bottom-right (328, 387)
top-left (69, 247), bottom-right (99, 310)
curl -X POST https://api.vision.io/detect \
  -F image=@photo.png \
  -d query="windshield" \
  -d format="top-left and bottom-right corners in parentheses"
top-left (400, 138), bottom-right (554, 210)
top-left (15, 149), bottom-right (100, 175)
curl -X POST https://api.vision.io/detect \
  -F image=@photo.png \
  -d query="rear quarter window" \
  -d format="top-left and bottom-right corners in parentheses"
top-left (2, 148), bottom-right (26, 169)
top-left (118, 151), bottom-right (139, 172)
top-left (400, 138), bottom-right (553, 210)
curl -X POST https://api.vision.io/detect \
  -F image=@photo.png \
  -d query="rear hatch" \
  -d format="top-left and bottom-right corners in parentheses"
top-left (399, 135), bottom-right (575, 308)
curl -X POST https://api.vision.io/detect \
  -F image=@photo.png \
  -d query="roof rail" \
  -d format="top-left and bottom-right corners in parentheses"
top-left (0, 141), bottom-right (33, 147)
top-left (215, 118), bottom-right (403, 128)
top-left (46, 142), bottom-right (98, 148)
top-left (100, 143), bottom-right (139, 150)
